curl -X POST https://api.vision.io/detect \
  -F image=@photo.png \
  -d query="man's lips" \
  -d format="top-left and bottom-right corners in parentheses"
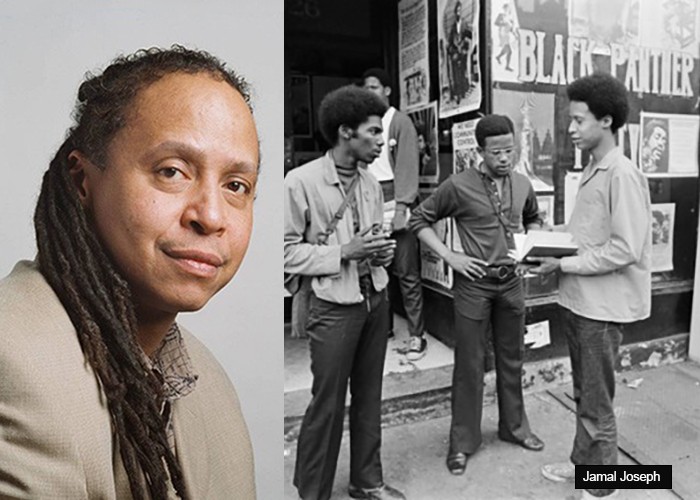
top-left (163, 248), bottom-right (225, 277)
top-left (164, 248), bottom-right (224, 267)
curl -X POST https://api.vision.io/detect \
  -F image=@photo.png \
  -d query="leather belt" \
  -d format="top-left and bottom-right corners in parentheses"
top-left (483, 264), bottom-right (516, 280)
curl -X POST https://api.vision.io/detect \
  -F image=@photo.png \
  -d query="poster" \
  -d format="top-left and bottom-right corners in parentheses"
top-left (489, 0), bottom-right (698, 100)
top-left (408, 101), bottom-right (439, 185)
top-left (492, 88), bottom-right (555, 191)
top-left (490, 0), bottom-right (521, 83)
top-left (536, 194), bottom-right (555, 227)
top-left (452, 118), bottom-right (480, 174)
top-left (651, 203), bottom-right (675, 272)
top-left (639, 111), bottom-right (699, 177)
top-left (436, 0), bottom-right (481, 117)
top-left (399, 0), bottom-right (430, 110)
top-left (639, 0), bottom-right (699, 57)
top-left (420, 219), bottom-right (453, 288)
top-left (569, 0), bottom-right (640, 54)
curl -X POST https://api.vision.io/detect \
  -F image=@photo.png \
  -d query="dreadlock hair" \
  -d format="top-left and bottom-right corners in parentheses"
top-left (33, 45), bottom-right (252, 500)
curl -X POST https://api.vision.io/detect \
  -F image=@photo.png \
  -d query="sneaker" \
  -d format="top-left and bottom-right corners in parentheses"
top-left (541, 461), bottom-right (575, 483)
top-left (406, 335), bottom-right (427, 361)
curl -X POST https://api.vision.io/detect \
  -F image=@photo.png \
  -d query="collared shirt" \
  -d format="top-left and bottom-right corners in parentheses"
top-left (409, 166), bottom-right (542, 265)
top-left (284, 152), bottom-right (389, 305)
top-left (142, 323), bottom-right (198, 451)
top-left (558, 147), bottom-right (652, 322)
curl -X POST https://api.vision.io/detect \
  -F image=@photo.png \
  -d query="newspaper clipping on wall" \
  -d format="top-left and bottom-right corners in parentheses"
top-left (399, 0), bottom-right (430, 111)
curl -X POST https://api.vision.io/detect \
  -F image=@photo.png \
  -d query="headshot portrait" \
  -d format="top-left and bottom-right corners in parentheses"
top-left (0, 2), bottom-right (281, 499)
top-left (641, 118), bottom-right (670, 174)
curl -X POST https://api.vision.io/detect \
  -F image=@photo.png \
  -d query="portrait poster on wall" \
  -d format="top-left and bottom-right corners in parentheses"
top-left (651, 203), bottom-right (675, 272)
top-left (436, 0), bottom-right (481, 117)
top-left (492, 88), bottom-right (555, 192)
top-left (408, 101), bottom-right (440, 185)
top-left (399, 0), bottom-right (430, 111)
top-left (639, 111), bottom-right (699, 177)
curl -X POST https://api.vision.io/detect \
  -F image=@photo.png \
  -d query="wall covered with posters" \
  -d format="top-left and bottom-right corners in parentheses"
top-left (391, 0), bottom-right (700, 355)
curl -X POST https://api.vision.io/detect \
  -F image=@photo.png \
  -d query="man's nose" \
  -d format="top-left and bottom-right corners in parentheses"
top-left (182, 181), bottom-right (226, 235)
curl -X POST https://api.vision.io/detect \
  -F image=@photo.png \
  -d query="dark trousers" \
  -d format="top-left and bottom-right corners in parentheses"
top-left (294, 284), bottom-right (389, 500)
top-left (390, 229), bottom-right (424, 337)
top-left (450, 273), bottom-right (531, 454)
top-left (561, 307), bottom-right (622, 497)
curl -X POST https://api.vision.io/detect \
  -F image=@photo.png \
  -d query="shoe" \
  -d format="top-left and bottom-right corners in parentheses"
top-left (406, 335), bottom-right (427, 361)
top-left (501, 433), bottom-right (544, 451)
top-left (348, 483), bottom-right (406, 500)
top-left (541, 461), bottom-right (575, 483)
top-left (446, 452), bottom-right (469, 475)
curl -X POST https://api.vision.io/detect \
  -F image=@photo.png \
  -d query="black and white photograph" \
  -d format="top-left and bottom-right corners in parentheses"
top-left (284, 1), bottom-right (700, 499)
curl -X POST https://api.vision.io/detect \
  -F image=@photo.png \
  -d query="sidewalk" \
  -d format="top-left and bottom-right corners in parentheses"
top-left (284, 316), bottom-right (700, 499)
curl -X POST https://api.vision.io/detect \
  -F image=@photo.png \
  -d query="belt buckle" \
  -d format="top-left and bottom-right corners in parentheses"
top-left (495, 265), bottom-right (510, 280)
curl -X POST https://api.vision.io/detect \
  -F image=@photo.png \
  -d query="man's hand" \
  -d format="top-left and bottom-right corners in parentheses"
top-left (444, 251), bottom-right (488, 281)
top-left (341, 226), bottom-right (397, 262)
top-left (529, 257), bottom-right (561, 275)
top-left (369, 247), bottom-right (395, 267)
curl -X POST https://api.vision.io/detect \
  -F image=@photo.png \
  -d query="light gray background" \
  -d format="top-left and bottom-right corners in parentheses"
top-left (0, 1), bottom-right (282, 497)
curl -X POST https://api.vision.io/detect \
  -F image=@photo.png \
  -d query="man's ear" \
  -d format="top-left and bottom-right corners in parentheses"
top-left (338, 125), bottom-right (354, 141)
top-left (600, 115), bottom-right (613, 130)
top-left (384, 87), bottom-right (392, 99)
top-left (67, 150), bottom-right (95, 206)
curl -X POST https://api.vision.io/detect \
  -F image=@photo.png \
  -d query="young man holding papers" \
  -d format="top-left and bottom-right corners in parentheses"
top-left (533, 73), bottom-right (652, 500)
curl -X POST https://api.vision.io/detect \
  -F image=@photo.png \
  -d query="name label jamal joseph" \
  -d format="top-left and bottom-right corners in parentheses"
top-left (575, 465), bottom-right (672, 490)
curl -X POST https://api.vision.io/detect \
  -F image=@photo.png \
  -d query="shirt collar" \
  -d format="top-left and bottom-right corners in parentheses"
top-left (587, 146), bottom-right (622, 173)
top-left (145, 323), bottom-right (198, 402)
top-left (322, 150), bottom-right (365, 186)
top-left (477, 162), bottom-right (511, 181)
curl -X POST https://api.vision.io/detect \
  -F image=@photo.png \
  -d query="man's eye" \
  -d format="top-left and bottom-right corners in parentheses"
top-left (227, 181), bottom-right (250, 195)
top-left (158, 167), bottom-right (183, 179)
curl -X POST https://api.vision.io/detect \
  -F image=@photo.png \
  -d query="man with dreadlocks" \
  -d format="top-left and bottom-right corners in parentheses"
top-left (0, 46), bottom-right (258, 499)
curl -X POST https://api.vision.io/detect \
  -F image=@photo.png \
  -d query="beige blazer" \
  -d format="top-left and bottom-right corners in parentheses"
top-left (0, 261), bottom-right (255, 499)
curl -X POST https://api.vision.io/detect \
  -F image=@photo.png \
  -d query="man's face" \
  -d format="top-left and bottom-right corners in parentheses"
top-left (647, 126), bottom-right (667, 161)
top-left (79, 72), bottom-right (259, 317)
top-left (479, 133), bottom-right (515, 178)
top-left (568, 100), bottom-right (608, 152)
top-left (348, 115), bottom-right (384, 164)
top-left (363, 76), bottom-right (390, 105)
